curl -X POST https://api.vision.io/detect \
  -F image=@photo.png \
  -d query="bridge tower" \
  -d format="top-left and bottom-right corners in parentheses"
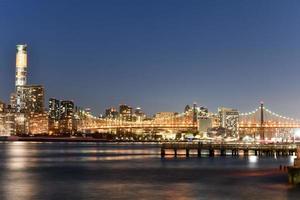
top-left (192, 102), bottom-right (198, 130)
top-left (260, 102), bottom-right (265, 140)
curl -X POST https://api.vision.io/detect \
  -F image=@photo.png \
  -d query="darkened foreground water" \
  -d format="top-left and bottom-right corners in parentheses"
top-left (0, 142), bottom-right (299, 200)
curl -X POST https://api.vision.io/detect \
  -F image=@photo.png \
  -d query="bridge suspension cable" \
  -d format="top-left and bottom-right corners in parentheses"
top-left (240, 105), bottom-right (300, 123)
top-left (262, 106), bottom-right (300, 122)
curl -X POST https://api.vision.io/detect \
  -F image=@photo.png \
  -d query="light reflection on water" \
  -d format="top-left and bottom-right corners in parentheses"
top-left (0, 142), bottom-right (299, 200)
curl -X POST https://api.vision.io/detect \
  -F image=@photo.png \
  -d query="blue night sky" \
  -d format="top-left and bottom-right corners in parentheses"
top-left (1, 0), bottom-right (300, 117)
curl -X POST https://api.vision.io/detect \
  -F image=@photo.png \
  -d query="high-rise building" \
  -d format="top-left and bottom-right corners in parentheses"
top-left (49, 98), bottom-right (60, 120)
top-left (0, 108), bottom-right (15, 136)
top-left (134, 107), bottom-right (145, 122)
top-left (218, 107), bottom-right (239, 138)
top-left (59, 100), bottom-right (74, 134)
top-left (15, 44), bottom-right (28, 112)
top-left (119, 104), bottom-right (133, 121)
top-left (105, 107), bottom-right (118, 119)
top-left (15, 113), bottom-right (28, 135)
top-left (48, 98), bottom-right (60, 134)
top-left (22, 85), bottom-right (45, 114)
top-left (28, 112), bottom-right (48, 135)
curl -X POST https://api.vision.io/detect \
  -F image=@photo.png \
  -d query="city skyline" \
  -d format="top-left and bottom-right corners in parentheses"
top-left (1, 1), bottom-right (300, 117)
top-left (1, 2), bottom-right (300, 199)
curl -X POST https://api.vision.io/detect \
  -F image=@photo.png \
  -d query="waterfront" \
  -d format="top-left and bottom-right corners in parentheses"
top-left (0, 142), bottom-right (298, 200)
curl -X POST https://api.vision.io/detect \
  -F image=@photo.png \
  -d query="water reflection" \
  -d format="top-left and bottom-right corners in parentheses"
top-left (1, 142), bottom-right (38, 200)
top-left (248, 156), bottom-right (258, 168)
top-left (6, 142), bottom-right (29, 170)
top-left (289, 155), bottom-right (296, 165)
top-left (0, 142), bottom-right (298, 200)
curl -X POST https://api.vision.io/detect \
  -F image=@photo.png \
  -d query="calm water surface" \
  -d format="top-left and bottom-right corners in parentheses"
top-left (0, 142), bottom-right (299, 200)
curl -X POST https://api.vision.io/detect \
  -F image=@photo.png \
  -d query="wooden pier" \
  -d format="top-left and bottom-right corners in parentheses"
top-left (161, 142), bottom-right (298, 157)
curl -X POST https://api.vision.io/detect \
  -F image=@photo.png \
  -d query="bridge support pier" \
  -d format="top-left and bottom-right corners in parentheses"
top-left (282, 150), bottom-right (287, 156)
top-left (221, 149), bottom-right (226, 156)
top-left (186, 149), bottom-right (190, 157)
top-left (232, 150), bottom-right (235, 156)
top-left (197, 149), bottom-right (201, 157)
top-left (232, 149), bottom-right (239, 156)
top-left (174, 149), bottom-right (177, 157)
top-left (209, 149), bottom-right (215, 157)
top-left (161, 148), bottom-right (165, 158)
top-left (244, 149), bottom-right (249, 156)
top-left (276, 151), bottom-right (280, 156)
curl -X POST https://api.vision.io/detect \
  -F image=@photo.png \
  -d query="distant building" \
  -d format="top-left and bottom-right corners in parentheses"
top-left (105, 107), bottom-right (118, 119)
top-left (22, 85), bottom-right (45, 114)
top-left (134, 107), bottom-right (146, 122)
top-left (15, 113), bottom-right (28, 135)
top-left (119, 104), bottom-right (133, 121)
top-left (48, 98), bottom-right (60, 134)
top-left (198, 118), bottom-right (213, 134)
top-left (198, 106), bottom-right (209, 118)
top-left (10, 93), bottom-right (17, 110)
top-left (11, 85), bottom-right (45, 115)
top-left (59, 100), bottom-right (75, 134)
top-left (0, 101), bottom-right (5, 112)
top-left (15, 44), bottom-right (28, 112)
top-left (29, 112), bottom-right (48, 135)
top-left (49, 98), bottom-right (60, 120)
top-left (154, 112), bottom-right (177, 122)
top-left (184, 105), bottom-right (191, 113)
top-left (218, 107), bottom-right (239, 137)
top-left (0, 105), bottom-right (15, 136)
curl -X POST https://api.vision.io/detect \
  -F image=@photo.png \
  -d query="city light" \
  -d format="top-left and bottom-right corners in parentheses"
top-left (0, 44), bottom-right (300, 143)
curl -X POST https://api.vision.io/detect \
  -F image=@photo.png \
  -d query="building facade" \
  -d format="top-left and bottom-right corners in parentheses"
top-left (15, 44), bottom-right (28, 112)
top-left (48, 98), bottom-right (60, 134)
top-left (59, 100), bottom-right (75, 134)
top-left (105, 107), bottom-right (118, 119)
top-left (119, 104), bottom-right (133, 121)
top-left (22, 85), bottom-right (45, 114)
top-left (218, 107), bottom-right (239, 138)
top-left (0, 104), bottom-right (15, 136)
top-left (28, 112), bottom-right (49, 135)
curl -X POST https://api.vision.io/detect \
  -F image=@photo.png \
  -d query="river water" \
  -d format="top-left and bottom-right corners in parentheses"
top-left (0, 142), bottom-right (299, 200)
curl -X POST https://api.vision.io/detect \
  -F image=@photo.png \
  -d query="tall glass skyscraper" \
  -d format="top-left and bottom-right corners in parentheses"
top-left (16, 44), bottom-right (27, 87)
top-left (15, 44), bottom-right (28, 112)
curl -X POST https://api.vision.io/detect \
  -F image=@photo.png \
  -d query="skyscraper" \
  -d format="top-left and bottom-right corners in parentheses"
top-left (48, 98), bottom-right (60, 134)
top-left (15, 44), bottom-right (28, 112)
top-left (49, 98), bottom-right (60, 120)
top-left (22, 85), bottom-right (45, 114)
top-left (105, 107), bottom-right (118, 119)
top-left (119, 104), bottom-right (133, 121)
top-left (59, 100), bottom-right (75, 134)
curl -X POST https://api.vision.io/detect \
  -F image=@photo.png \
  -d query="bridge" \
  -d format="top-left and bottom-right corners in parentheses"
top-left (77, 102), bottom-right (300, 140)
top-left (78, 113), bottom-right (197, 132)
top-left (239, 102), bottom-right (300, 140)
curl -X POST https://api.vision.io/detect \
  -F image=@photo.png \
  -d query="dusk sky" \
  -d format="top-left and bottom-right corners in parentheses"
top-left (1, 0), bottom-right (300, 117)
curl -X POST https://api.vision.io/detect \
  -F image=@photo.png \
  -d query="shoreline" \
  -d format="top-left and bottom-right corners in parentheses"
top-left (0, 136), bottom-right (163, 143)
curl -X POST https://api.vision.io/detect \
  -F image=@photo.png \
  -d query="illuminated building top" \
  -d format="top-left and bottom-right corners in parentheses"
top-left (15, 44), bottom-right (28, 87)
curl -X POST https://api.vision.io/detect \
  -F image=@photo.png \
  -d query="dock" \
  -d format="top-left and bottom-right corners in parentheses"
top-left (161, 142), bottom-right (297, 157)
